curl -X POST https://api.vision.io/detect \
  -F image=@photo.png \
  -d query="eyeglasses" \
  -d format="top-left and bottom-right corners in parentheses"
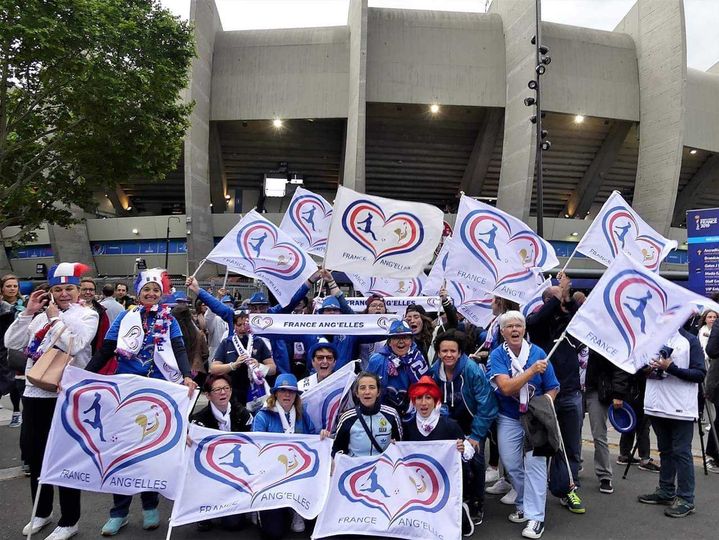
top-left (80, 288), bottom-right (96, 293)
top-left (210, 386), bottom-right (231, 394)
top-left (314, 354), bottom-right (335, 361)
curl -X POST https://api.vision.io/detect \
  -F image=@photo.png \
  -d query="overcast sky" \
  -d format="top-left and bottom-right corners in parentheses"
top-left (161, 0), bottom-right (718, 71)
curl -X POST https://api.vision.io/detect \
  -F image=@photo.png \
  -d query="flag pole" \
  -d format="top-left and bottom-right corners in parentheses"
top-left (222, 267), bottom-right (230, 289)
top-left (559, 245), bottom-right (578, 275)
top-left (189, 258), bottom-right (207, 279)
top-left (164, 523), bottom-right (174, 540)
top-left (543, 331), bottom-right (567, 363)
top-left (26, 482), bottom-right (43, 540)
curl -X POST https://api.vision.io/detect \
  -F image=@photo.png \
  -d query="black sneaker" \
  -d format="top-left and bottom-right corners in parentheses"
top-left (616, 455), bottom-right (640, 466)
top-left (468, 500), bottom-right (484, 526)
top-left (461, 502), bottom-right (475, 537)
top-left (521, 520), bottom-right (545, 539)
top-left (560, 489), bottom-right (586, 514)
top-left (664, 497), bottom-right (695, 518)
top-left (638, 459), bottom-right (660, 473)
top-left (638, 490), bottom-right (674, 505)
top-left (600, 479), bottom-right (614, 494)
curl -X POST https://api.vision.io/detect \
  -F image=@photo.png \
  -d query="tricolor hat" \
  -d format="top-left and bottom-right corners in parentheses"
top-left (608, 402), bottom-right (637, 434)
top-left (134, 268), bottom-right (171, 295)
top-left (48, 263), bottom-right (91, 287)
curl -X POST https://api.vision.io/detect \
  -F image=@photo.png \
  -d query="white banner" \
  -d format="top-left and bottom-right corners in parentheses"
top-left (566, 252), bottom-right (715, 373)
top-left (302, 361), bottom-right (357, 432)
top-left (40, 366), bottom-right (194, 499)
top-left (312, 441), bottom-right (462, 540)
top-left (206, 210), bottom-right (318, 306)
top-left (349, 274), bottom-right (425, 297)
top-left (279, 187), bottom-right (333, 256)
top-left (249, 313), bottom-right (401, 335)
top-left (170, 425), bottom-right (332, 526)
top-left (575, 191), bottom-right (677, 272)
top-left (313, 296), bottom-right (442, 314)
top-left (520, 278), bottom-right (553, 318)
top-left (325, 186), bottom-right (444, 278)
top-left (444, 196), bottom-right (559, 303)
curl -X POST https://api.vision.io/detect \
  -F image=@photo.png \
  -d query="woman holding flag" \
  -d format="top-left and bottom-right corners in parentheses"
top-left (5, 263), bottom-right (99, 540)
top-left (85, 268), bottom-right (197, 537)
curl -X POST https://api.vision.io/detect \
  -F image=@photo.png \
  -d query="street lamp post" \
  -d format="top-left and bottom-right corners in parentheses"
top-left (165, 216), bottom-right (181, 271)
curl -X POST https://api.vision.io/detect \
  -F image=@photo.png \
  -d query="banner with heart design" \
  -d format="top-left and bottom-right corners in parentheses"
top-left (249, 313), bottom-right (400, 336)
top-left (567, 252), bottom-right (717, 373)
top-left (170, 425), bottom-right (332, 526)
top-left (348, 274), bottom-right (426, 298)
top-left (207, 210), bottom-right (318, 307)
top-left (40, 366), bottom-right (193, 499)
top-left (313, 441), bottom-right (461, 540)
top-left (575, 191), bottom-right (677, 272)
top-left (279, 187), bottom-right (334, 256)
top-left (324, 186), bottom-right (444, 278)
top-left (443, 196), bottom-right (558, 303)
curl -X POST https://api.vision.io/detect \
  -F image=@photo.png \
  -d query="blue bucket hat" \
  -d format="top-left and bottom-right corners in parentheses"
top-left (608, 402), bottom-right (637, 434)
top-left (249, 292), bottom-right (269, 305)
top-left (318, 296), bottom-right (341, 313)
top-left (220, 295), bottom-right (234, 304)
top-left (307, 340), bottom-right (339, 362)
top-left (173, 291), bottom-right (190, 303)
top-left (271, 373), bottom-right (301, 394)
top-left (387, 320), bottom-right (413, 337)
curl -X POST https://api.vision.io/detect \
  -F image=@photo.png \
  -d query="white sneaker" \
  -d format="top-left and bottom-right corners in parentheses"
top-left (486, 477), bottom-right (512, 494)
top-left (290, 511), bottom-right (305, 533)
top-left (22, 514), bottom-right (53, 535)
top-left (44, 525), bottom-right (78, 540)
top-left (501, 487), bottom-right (518, 505)
top-left (485, 467), bottom-right (500, 483)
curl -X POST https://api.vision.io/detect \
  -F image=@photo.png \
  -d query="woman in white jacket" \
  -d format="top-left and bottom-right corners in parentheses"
top-left (4, 263), bottom-right (99, 540)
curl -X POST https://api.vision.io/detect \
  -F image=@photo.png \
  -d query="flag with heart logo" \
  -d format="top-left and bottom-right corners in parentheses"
top-left (279, 187), bottom-right (334, 256)
top-left (207, 210), bottom-right (318, 306)
top-left (348, 274), bottom-right (426, 297)
top-left (40, 366), bottom-right (194, 499)
top-left (324, 186), bottom-right (444, 278)
top-left (302, 360), bottom-right (357, 432)
top-left (312, 441), bottom-right (461, 540)
top-left (566, 252), bottom-right (717, 373)
top-left (520, 278), bottom-right (553, 318)
top-left (170, 425), bottom-right (332, 526)
top-left (575, 191), bottom-right (677, 272)
top-left (443, 196), bottom-right (559, 303)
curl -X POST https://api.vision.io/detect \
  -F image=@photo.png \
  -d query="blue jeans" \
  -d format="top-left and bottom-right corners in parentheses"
top-left (110, 492), bottom-right (159, 518)
top-left (497, 414), bottom-right (548, 521)
top-left (555, 390), bottom-right (583, 487)
top-left (650, 415), bottom-right (695, 504)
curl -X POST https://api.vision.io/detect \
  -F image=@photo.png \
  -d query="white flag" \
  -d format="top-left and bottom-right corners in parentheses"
top-left (312, 441), bottom-right (462, 540)
top-left (170, 425), bottom-right (332, 526)
top-left (207, 210), bottom-right (318, 306)
top-left (575, 191), bottom-right (677, 272)
top-left (249, 313), bottom-right (400, 336)
top-left (40, 366), bottom-right (194, 499)
top-left (566, 252), bottom-right (714, 373)
top-left (520, 278), bottom-right (553, 319)
top-left (302, 361), bottom-right (357, 432)
top-left (349, 273), bottom-right (425, 297)
top-left (325, 186), bottom-right (444, 277)
top-left (279, 187), bottom-right (333, 256)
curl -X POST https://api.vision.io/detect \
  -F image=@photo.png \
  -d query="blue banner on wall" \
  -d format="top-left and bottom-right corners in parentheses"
top-left (6, 245), bottom-right (53, 259)
top-left (687, 208), bottom-right (719, 296)
top-left (91, 239), bottom-right (187, 256)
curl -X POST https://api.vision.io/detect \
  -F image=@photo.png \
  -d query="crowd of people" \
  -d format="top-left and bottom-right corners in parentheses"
top-left (1, 263), bottom-right (719, 540)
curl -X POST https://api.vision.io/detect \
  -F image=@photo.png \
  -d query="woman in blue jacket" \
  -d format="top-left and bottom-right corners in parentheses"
top-left (429, 329), bottom-right (498, 525)
top-left (252, 374), bottom-right (320, 539)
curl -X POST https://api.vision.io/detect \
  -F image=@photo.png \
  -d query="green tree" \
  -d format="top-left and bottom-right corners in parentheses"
top-left (0, 0), bottom-right (194, 242)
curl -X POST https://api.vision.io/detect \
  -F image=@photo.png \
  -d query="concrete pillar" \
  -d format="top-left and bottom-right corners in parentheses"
top-left (47, 207), bottom-right (97, 274)
top-left (184, 0), bottom-right (223, 278)
top-left (615, 0), bottom-right (687, 235)
top-left (489, 0), bottom-right (537, 221)
top-left (0, 238), bottom-right (12, 275)
top-left (342, 0), bottom-right (368, 192)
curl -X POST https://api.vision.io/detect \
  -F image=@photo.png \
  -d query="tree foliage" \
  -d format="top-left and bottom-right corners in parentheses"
top-left (0, 0), bottom-right (194, 242)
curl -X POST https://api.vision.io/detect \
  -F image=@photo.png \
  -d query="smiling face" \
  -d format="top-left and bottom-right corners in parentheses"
top-left (437, 340), bottom-right (461, 372)
top-left (208, 378), bottom-right (232, 411)
top-left (356, 376), bottom-right (379, 408)
top-left (414, 393), bottom-right (437, 417)
top-left (389, 334), bottom-right (412, 356)
top-left (1, 278), bottom-right (19, 303)
top-left (404, 311), bottom-right (423, 334)
top-left (50, 284), bottom-right (80, 309)
top-left (500, 318), bottom-right (526, 350)
top-left (138, 282), bottom-right (162, 305)
top-left (312, 348), bottom-right (336, 381)
top-left (276, 388), bottom-right (297, 412)
top-left (79, 281), bottom-right (96, 303)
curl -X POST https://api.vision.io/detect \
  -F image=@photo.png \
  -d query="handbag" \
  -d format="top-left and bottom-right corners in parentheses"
top-left (27, 327), bottom-right (74, 392)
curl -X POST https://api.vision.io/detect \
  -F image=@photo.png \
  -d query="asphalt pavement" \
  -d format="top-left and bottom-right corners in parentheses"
top-left (1, 394), bottom-right (718, 540)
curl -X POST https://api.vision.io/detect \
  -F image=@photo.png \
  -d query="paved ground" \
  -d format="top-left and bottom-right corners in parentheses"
top-left (2, 395), bottom-right (718, 540)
